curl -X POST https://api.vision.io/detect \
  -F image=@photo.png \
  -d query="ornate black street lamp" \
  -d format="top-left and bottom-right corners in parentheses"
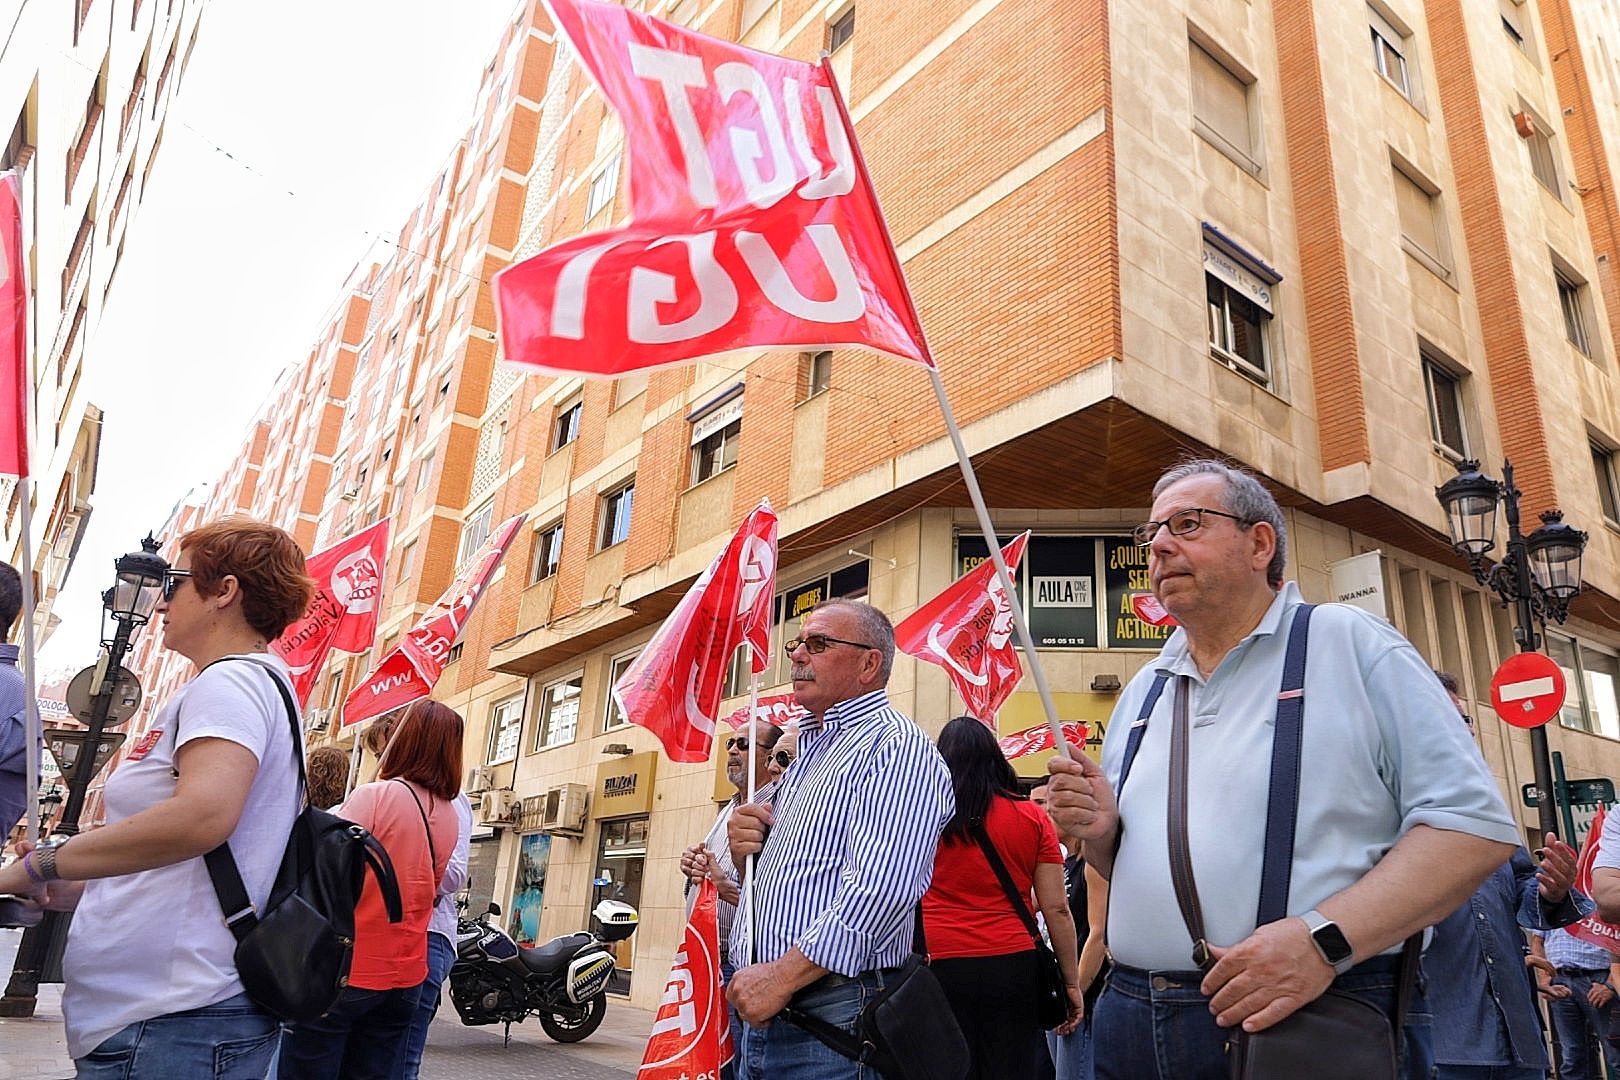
top-left (1435, 459), bottom-right (1588, 840)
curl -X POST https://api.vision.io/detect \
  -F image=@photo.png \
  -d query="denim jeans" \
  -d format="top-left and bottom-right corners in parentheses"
top-left (75, 991), bottom-right (279, 1080)
top-left (1046, 1020), bottom-right (1093, 1080)
top-left (391, 934), bottom-right (456, 1080)
top-left (721, 960), bottom-right (742, 1080)
top-left (738, 971), bottom-right (884, 1080)
top-left (1433, 1066), bottom-right (1544, 1080)
top-left (1093, 957), bottom-right (1431, 1080)
top-left (1545, 971), bottom-right (1619, 1080)
top-left (275, 984), bottom-right (419, 1080)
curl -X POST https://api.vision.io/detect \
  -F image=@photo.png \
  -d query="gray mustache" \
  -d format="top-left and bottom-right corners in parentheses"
top-left (791, 666), bottom-right (815, 681)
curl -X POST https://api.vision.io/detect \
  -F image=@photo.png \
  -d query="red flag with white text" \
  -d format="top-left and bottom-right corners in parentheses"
top-left (272, 520), bottom-right (391, 705)
top-left (896, 532), bottom-right (1030, 723)
top-left (342, 514), bottom-right (526, 728)
top-left (614, 500), bottom-right (778, 762)
top-left (721, 691), bottom-right (807, 731)
top-left (639, 878), bottom-right (732, 1079)
top-left (1565, 804), bottom-right (1620, 955)
top-left (495, 0), bottom-right (931, 376)
top-left (0, 172), bottom-right (29, 479)
top-left (998, 720), bottom-right (1089, 760)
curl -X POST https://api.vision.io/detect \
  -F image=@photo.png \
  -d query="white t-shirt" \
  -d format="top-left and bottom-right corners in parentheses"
top-left (62, 655), bottom-right (302, 1058)
top-left (1596, 807), bottom-right (1620, 872)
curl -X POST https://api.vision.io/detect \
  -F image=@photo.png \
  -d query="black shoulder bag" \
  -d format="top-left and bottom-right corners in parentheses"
top-left (779, 907), bottom-right (969, 1080)
top-left (970, 824), bottom-right (1069, 1029)
top-left (191, 658), bottom-right (404, 1024)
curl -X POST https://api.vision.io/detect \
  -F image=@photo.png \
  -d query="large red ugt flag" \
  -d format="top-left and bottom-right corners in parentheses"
top-left (272, 520), bottom-right (391, 706)
top-left (639, 879), bottom-right (733, 1079)
top-left (1565, 804), bottom-right (1620, 955)
top-left (495, 0), bottom-right (931, 376)
top-left (0, 172), bottom-right (28, 479)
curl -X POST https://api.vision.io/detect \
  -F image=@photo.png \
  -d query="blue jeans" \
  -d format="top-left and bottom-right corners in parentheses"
top-left (1046, 1021), bottom-right (1093, 1080)
top-left (1093, 958), bottom-right (1431, 1080)
top-left (391, 934), bottom-right (456, 1080)
top-left (1434, 1067), bottom-right (1544, 1080)
top-left (276, 984), bottom-right (418, 1080)
top-left (75, 991), bottom-right (279, 1079)
top-left (738, 971), bottom-right (884, 1080)
top-left (721, 960), bottom-right (743, 1080)
top-left (1545, 971), bottom-right (1619, 1080)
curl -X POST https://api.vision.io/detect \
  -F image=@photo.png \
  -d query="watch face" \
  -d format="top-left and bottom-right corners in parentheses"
top-left (1313, 922), bottom-right (1354, 965)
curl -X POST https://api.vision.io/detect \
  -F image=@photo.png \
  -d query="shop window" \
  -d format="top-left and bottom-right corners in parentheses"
top-left (534, 674), bottom-right (583, 750)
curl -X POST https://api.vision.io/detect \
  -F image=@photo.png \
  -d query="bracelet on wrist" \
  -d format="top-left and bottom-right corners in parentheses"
top-left (21, 852), bottom-right (45, 885)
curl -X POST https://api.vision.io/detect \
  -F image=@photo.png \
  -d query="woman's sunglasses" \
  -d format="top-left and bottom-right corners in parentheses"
top-left (162, 569), bottom-right (193, 601)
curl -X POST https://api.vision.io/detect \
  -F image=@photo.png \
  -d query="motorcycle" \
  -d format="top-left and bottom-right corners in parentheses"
top-left (448, 898), bottom-right (638, 1044)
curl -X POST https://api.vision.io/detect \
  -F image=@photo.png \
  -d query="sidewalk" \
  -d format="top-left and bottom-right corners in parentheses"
top-left (0, 929), bottom-right (653, 1080)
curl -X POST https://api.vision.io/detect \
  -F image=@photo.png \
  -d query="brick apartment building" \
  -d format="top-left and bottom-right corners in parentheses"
top-left (122, 0), bottom-right (1620, 1009)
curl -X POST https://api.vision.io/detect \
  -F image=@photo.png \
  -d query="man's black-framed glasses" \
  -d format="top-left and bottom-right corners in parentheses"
top-left (161, 569), bottom-right (193, 601)
top-left (1132, 508), bottom-right (1251, 546)
top-left (782, 633), bottom-right (877, 659)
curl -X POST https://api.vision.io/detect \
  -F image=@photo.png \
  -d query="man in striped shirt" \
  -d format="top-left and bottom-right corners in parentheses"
top-left (726, 599), bottom-right (954, 1080)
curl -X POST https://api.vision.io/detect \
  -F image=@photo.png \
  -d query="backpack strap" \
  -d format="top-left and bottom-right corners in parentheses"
top-left (971, 823), bottom-right (1045, 950)
top-left (395, 778), bottom-right (439, 883)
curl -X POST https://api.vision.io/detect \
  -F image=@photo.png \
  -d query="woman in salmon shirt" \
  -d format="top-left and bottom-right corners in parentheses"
top-left (923, 716), bottom-right (1083, 1080)
top-left (277, 699), bottom-right (463, 1079)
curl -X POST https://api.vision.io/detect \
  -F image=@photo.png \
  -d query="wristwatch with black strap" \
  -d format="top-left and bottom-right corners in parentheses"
top-left (1300, 908), bottom-right (1356, 975)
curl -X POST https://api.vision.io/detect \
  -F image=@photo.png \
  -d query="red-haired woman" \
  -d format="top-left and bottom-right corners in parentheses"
top-left (276, 699), bottom-right (463, 1080)
top-left (0, 517), bottom-right (314, 1078)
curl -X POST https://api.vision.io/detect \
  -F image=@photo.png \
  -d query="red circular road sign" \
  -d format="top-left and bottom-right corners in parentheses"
top-left (1490, 652), bottom-right (1568, 730)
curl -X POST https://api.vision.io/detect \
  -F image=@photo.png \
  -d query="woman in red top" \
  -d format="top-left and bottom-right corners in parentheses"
top-left (923, 716), bottom-right (1083, 1079)
top-left (278, 700), bottom-right (463, 1079)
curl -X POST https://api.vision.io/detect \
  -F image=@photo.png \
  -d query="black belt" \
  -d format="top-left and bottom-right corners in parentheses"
top-left (1556, 966), bottom-right (1610, 977)
top-left (794, 968), bottom-right (894, 999)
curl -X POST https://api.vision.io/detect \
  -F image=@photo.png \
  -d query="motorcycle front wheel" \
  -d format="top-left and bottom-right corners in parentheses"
top-left (538, 993), bottom-right (607, 1043)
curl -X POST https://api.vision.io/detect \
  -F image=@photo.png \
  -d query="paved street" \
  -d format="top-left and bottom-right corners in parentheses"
top-left (0, 929), bottom-right (651, 1080)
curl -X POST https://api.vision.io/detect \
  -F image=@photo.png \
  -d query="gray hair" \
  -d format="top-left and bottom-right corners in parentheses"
top-left (1152, 458), bottom-right (1288, 587)
top-left (811, 598), bottom-right (896, 682)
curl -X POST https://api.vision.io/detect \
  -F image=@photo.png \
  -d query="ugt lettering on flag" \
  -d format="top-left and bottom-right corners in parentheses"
top-left (640, 878), bottom-right (733, 1079)
top-left (495, 0), bottom-right (931, 375)
top-left (272, 519), bottom-right (391, 706)
top-left (1565, 804), bottom-right (1620, 955)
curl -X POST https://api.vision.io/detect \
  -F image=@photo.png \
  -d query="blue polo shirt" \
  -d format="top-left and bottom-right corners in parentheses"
top-left (0, 643), bottom-right (34, 835)
top-left (1102, 583), bottom-right (1520, 971)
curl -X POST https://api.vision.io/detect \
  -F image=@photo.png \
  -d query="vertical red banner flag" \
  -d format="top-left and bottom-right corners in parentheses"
top-left (640, 878), bottom-right (733, 1079)
top-left (271, 519), bottom-right (391, 705)
top-left (896, 532), bottom-right (1031, 724)
top-left (0, 172), bottom-right (29, 479)
top-left (614, 500), bottom-right (778, 762)
top-left (342, 514), bottom-right (526, 728)
top-left (1566, 804), bottom-right (1620, 954)
top-left (495, 0), bottom-right (930, 376)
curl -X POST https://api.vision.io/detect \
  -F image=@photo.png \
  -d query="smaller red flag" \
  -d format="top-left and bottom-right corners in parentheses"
top-left (721, 692), bottom-right (807, 731)
top-left (0, 172), bottom-right (29, 479)
top-left (614, 501), bottom-right (778, 762)
top-left (1564, 804), bottom-right (1620, 955)
top-left (640, 879), bottom-right (733, 1079)
top-left (343, 514), bottom-right (526, 728)
top-left (272, 520), bottom-right (391, 705)
top-left (998, 720), bottom-right (1088, 760)
top-left (896, 532), bottom-right (1031, 723)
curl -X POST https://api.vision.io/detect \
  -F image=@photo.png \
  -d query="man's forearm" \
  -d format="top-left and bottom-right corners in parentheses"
top-left (772, 947), bottom-right (829, 994)
top-left (1318, 825), bottom-right (1513, 961)
top-left (1081, 823), bottom-right (1120, 881)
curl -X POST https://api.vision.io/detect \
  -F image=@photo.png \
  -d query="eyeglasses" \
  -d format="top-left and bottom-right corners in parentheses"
top-left (1132, 508), bottom-right (1251, 546)
top-left (724, 736), bottom-right (750, 752)
top-left (770, 749), bottom-right (795, 770)
top-left (782, 634), bottom-right (878, 659)
top-left (162, 569), bottom-right (194, 602)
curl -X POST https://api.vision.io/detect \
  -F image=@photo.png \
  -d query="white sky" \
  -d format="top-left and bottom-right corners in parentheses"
top-left (37, 0), bottom-right (521, 676)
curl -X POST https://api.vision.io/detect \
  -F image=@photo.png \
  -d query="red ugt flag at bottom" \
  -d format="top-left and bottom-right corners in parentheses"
top-left (0, 172), bottom-right (28, 479)
top-left (640, 879), bottom-right (733, 1080)
top-left (1564, 804), bottom-right (1620, 955)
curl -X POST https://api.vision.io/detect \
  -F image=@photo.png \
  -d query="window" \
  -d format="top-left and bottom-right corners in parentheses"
top-left (531, 521), bottom-right (563, 582)
top-left (828, 8), bottom-right (855, 51)
top-left (488, 695), bottom-right (524, 763)
top-left (324, 671), bottom-right (344, 710)
top-left (1370, 7), bottom-right (1412, 100)
top-left (1190, 40), bottom-right (1258, 171)
top-left (604, 653), bottom-right (637, 731)
top-left (1523, 110), bottom-right (1560, 194)
top-left (1593, 442), bottom-right (1620, 522)
top-left (1393, 165), bottom-right (1448, 272)
top-left (1550, 632), bottom-right (1620, 739)
top-left (599, 483), bottom-right (635, 549)
top-left (1501, 0), bottom-right (1531, 52)
top-left (1421, 354), bottom-right (1467, 459)
top-left (1206, 274), bottom-right (1270, 384)
top-left (801, 350), bottom-right (832, 400)
top-left (552, 399), bottom-right (582, 451)
top-left (585, 155), bottom-right (620, 221)
top-left (458, 501), bottom-right (495, 564)
top-left (398, 539), bottom-right (417, 581)
top-left (1556, 267), bottom-right (1592, 355)
top-left (534, 675), bottom-right (583, 750)
top-left (415, 449), bottom-right (435, 493)
top-left (692, 419), bottom-right (741, 484)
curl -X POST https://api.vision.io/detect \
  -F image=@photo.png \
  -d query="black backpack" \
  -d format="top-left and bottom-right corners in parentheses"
top-left (189, 657), bottom-right (402, 1023)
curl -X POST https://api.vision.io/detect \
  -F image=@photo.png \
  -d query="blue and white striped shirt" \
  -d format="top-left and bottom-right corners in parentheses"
top-left (731, 690), bottom-right (953, 977)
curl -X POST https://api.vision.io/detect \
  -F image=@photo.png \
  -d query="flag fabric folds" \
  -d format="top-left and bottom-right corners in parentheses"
top-left (272, 520), bottom-right (391, 705)
top-left (614, 500), bottom-right (778, 762)
top-left (639, 878), bottom-right (733, 1079)
top-left (721, 691), bottom-right (806, 731)
top-left (0, 171), bottom-right (28, 480)
top-left (998, 720), bottom-right (1089, 761)
top-left (895, 531), bottom-right (1031, 723)
top-left (342, 514), bottom-right (526, 728)
top-left (1565, 805), bottom-right (1620, 954)
top-left (495, 0), bottom-right (931, 376)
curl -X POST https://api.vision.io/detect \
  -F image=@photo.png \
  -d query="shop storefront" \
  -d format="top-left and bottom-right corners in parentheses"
top-left (592, 751), bottom-right (657, 995)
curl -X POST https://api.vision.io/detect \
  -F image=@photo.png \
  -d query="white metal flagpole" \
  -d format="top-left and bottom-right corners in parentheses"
top-left (742, 670), bottom-right (761, 963)
top-left (17, 476), bottom-right (39, 840)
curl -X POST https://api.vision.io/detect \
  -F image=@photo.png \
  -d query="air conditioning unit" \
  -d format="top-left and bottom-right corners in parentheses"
top-left (465, 765), bottom-right (495, 794)
top-left (476, 789), bottom-right (516, 827)
top-left (541, 783), bottom-right (589, 836)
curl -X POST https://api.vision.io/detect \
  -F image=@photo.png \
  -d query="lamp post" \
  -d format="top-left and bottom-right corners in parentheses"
top-left (0, 536), bottom-right (167, 1017)
top-left (1435, 460), bottom-right (1588, 841)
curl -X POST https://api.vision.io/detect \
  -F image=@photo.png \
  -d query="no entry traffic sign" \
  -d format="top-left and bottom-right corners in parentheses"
top-left (1490, 652), bottom-right (1568, 730)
